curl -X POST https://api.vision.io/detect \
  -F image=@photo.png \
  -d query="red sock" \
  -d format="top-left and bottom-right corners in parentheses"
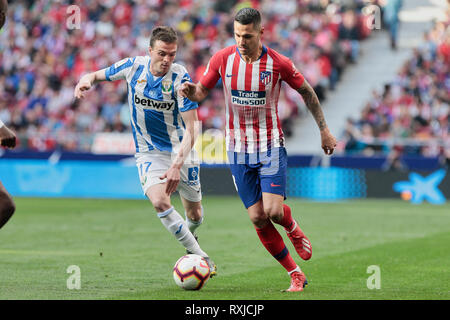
top-left (255, 221), bottom-right (297, 273)
top-left (278, 204), bottom-right (295, 231)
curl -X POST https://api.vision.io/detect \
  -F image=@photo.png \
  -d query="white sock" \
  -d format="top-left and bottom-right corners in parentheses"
top-left (186, 206), bottom-right (203, 234)
top-left (288, 266), bottom-right (302, 275)
top-left (158, 207), bottom-right (207, 258)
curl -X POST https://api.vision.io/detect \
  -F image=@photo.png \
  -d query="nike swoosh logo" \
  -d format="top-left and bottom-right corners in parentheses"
top-left (175, 224), bottom-right (183, 235)
top-left (270, 183), bottom-right (281, 187)
top-left (226, 74), bottom-right (237, 77)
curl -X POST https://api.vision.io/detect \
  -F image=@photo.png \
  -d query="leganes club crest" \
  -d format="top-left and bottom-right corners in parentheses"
top-left (162, 80), bottom-right (173, 94)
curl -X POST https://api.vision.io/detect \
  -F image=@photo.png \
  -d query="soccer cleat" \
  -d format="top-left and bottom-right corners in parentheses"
top-left (284, 271), bottom-right (308, 292)
top-left (186, 233), bottom-right (199, 255)
top-left (285, 220), bottom-right (312, 260)
top-left (204, 257), bottom-right (217, 278)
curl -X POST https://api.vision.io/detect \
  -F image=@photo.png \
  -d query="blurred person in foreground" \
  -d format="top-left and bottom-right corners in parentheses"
top-left (74, 26), bottom-right (217, 276)
top-left (0, 0), bottom-right (6, 29)
top-left (0, 120), bottom-right (16, 230)
top-left (0, 0), bottom-right (16, 230)
top-left (179, 7), bottom-right (337, 292)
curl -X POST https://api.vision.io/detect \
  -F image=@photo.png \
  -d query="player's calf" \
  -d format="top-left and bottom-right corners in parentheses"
top-left (158, 206), bottom-right (208, 258)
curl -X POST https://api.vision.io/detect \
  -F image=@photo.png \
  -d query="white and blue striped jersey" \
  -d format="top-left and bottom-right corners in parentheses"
top-left (105, 56), bottom-right (198, 154)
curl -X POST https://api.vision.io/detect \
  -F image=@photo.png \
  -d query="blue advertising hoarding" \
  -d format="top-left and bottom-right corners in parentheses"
top-left (0, 159), bottom-right (144, 199)
top-left (0, 157), bottom-right (448, 204)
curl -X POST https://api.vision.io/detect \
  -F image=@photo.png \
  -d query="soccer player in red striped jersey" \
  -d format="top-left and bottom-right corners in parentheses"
top-left (179, 7), bottom-right (337, 292)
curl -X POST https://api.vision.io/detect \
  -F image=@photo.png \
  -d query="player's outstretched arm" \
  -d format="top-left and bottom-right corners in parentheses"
top-left (297, 80), bottom-right (337, 155)
top-left (160, 109), bottom-right (200, 195)
top-left (0, 121), bottom-right (16, 149)
top-left (74, 69), bottom-right (107, 99)
top-left (178, 82), bottom-right (210, 102)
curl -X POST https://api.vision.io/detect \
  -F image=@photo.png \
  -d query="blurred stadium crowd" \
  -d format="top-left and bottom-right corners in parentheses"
top-left (342, 13), bottom-right (450, 159)
top-left (0, 0), bottom-right (375, 152)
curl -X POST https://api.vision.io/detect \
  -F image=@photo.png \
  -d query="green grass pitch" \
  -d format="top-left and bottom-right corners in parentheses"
top-left (0, 196), bottom-right (449, 300)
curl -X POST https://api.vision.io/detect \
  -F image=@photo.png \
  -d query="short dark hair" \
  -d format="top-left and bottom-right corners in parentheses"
top-left (150, 26), bottom-right (178, 48)
top-left (234, 7), bottom-right (261, 30)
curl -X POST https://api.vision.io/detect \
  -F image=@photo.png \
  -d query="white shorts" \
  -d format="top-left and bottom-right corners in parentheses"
top-left (135, 150), bottom-right (202, 202)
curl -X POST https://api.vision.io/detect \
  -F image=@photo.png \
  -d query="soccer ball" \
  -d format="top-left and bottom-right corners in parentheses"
top-left (173, 254), bottom-right (211, 290)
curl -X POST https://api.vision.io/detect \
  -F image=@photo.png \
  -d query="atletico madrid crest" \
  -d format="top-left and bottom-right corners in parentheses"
top-left (260, 71), bottom-right (272, 85)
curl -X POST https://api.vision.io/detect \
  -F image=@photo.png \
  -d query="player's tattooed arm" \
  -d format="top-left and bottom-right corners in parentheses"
top-left (297, 79), bottom-right (337, 155)
top-left (297, 80), bottom-right (327, 131)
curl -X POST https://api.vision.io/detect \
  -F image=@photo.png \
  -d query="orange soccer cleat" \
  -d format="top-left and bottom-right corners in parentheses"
top-left (285, 220), bottom-right (312, 260)
top-left (284, 271), bottom-right (308, 292)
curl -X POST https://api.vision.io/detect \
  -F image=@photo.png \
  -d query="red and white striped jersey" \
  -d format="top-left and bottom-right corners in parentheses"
top-left (200, 45), bottom-right (305, 153)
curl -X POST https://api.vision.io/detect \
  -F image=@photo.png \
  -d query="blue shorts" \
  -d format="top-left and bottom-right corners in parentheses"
top-left (227, 147), bottom-right (287, 209)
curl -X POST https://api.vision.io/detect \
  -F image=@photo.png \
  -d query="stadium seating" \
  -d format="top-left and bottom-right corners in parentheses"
top-left (342, 17), bottom-right (450, 158)
top-left (0, 0), bottom-right (371, 151)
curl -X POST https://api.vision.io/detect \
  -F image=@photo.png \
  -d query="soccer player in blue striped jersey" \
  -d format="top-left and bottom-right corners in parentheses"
top-left (74, 26), bottom-right (216, 276)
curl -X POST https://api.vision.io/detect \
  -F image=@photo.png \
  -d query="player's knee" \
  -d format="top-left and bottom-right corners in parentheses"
top-left (186, 207), bottom-right (202, 222)
top-left (249, 213), bottom-right (269, 228)
top-left (151, 198), bottom-right (172, 213)
top-left (264, 205), bottom-right (283, 223)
